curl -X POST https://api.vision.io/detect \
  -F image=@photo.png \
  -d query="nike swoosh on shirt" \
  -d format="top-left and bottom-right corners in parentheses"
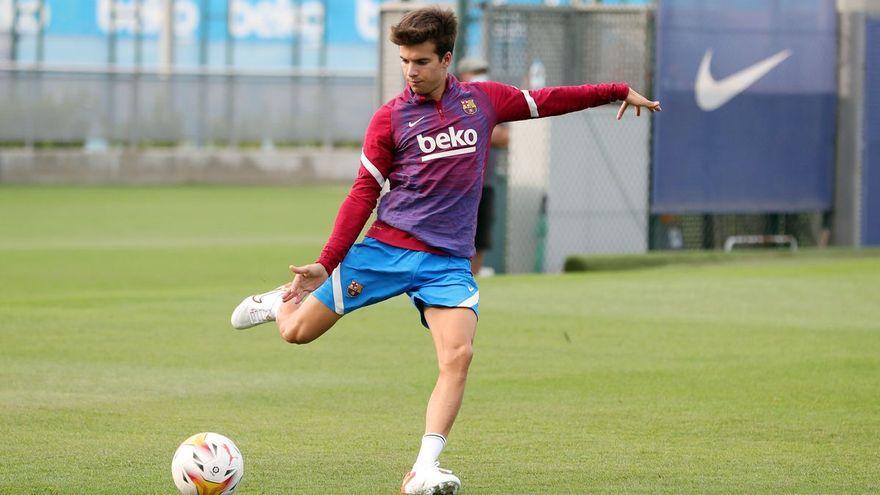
top-left (407, 116), bottom-right (427, 127)
top-left (694, 49), bottom-right (792, 111)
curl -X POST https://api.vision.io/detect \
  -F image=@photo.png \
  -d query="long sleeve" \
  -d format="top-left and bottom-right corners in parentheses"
top-left (476, 81), bottom-right (630, 124)
top-left (316, 104), bottom-right (395, 274)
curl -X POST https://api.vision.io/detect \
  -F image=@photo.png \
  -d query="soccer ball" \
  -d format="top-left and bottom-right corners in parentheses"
top-left (171, 432), bottom-right (244, 495)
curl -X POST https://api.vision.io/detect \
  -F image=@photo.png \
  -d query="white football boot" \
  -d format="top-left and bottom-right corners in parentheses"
top-left (230, 286), bottom-right (286, 329)
top-left (400, 463), bottom-right (461, 495)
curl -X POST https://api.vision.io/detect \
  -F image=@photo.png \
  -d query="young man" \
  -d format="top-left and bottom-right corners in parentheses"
top-left (231, 7), bottom-right (660, 495)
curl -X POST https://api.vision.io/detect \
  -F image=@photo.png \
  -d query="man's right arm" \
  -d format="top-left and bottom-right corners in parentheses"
top-left (315, 104), bottom-right (395, 275)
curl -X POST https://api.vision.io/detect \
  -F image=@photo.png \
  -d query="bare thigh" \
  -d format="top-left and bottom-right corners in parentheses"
top-left (424, 307), bottom-right (477, 367)
top-left (277, 294), bottom-right (342, 344)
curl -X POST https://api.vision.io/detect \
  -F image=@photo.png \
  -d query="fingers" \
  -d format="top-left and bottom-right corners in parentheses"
top-left (285, 266), bottom-right (306, 303)
top-left (282, 278), bottom-right (297, 303)
top-left (292, 285), bottom-right (312, 304)
top-left (283, 290), bottom-right (306, 304)
top-left (289, 264), bottom-right (311, 275)
top-left (287, 265), bottom-right (315, 304)
top-left (282, 286), bottom-right (311, 304)
top-left (277, 264), bottom-right (323, 306)
top-left (616, 101), bottom-right (628, 120)
top-left (289, 265), bottom-right (312, 288)
top-left (617, 100), bottom-right (663, 120)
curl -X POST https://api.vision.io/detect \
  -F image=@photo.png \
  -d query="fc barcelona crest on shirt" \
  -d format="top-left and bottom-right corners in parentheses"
top-left (461, 98), bottom-right (478, 115)
top-left (347, 280), bottom-right (363, 297)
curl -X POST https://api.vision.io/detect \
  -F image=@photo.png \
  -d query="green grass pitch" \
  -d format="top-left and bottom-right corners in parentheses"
top-left (1, 185), bottom-right (878, 494)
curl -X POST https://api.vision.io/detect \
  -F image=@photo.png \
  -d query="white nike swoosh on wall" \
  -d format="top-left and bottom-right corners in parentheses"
top-left (694, 48), bottom-right (792, 111)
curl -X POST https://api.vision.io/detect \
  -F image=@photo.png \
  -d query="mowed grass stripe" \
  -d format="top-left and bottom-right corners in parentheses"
top-left (0, 235), bottom-right (328, 250)
top-left (1, 186), bottom-right (878, 494)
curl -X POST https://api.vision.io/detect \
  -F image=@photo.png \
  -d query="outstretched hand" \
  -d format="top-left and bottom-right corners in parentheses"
top-left (617, 88), bottom-right (662, 120)
top-left (282, 263), bottom-right (330, 304)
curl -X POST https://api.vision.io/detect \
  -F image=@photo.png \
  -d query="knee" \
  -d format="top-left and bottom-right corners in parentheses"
top-left (438, 344), bottom-right (474, 376)
top-left (278, 318), bottom-right (316, 345)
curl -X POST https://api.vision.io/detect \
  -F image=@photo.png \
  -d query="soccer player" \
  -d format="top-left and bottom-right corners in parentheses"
top-left (231, 7), bottom-right (660, 494)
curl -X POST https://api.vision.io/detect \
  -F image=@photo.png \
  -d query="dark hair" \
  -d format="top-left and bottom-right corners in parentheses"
top-left (390, 7), bottom-right (457, 59)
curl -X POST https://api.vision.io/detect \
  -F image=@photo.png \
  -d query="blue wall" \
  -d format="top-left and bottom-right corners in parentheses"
top-left (652, 0), bottom-right (837, 214)
top-left (7, 0), bottom-right (650, 70)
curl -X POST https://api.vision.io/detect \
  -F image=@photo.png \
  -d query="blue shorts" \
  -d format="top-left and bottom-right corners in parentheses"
top-left (312, 238), bottom-right (479, 328)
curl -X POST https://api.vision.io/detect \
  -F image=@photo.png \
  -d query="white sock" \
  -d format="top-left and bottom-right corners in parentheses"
top-left (413, 433), bottom-right (446, 470)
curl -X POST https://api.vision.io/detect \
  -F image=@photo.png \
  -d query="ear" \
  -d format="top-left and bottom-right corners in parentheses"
top-left (441, 52), bottom-right (452, 68)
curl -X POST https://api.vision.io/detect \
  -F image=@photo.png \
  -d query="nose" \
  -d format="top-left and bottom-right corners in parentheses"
top-left (406, 64), bottom-right (418, 78)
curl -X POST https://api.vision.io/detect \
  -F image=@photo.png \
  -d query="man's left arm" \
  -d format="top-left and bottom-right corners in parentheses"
top-left (476, 81), bottom-right (660, 123)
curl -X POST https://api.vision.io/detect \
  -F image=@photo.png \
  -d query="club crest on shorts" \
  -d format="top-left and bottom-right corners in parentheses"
top-left (347, 280), bottom-right (363, 297)
top-left (461, 98), bottom-right (478, 115)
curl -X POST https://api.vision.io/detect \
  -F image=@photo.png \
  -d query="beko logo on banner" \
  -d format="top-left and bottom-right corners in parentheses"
top-left (417, 126), bottom-right (478, 162)
top-left (694, 49), bottom-right (792, 111)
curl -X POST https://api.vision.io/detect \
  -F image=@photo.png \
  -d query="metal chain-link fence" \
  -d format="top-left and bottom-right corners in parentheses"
top-left (0, 66), bottom-right (373, 147)
top-left (485, 5), bottom-right (653, 91)
top-left (483, 5), bottom-right (654, 273)
top-left (483, 4), bottom-right (831, 273)
top-left (378, 2), bottom-right (413, 105)
top-left (652, 213), bottom-right (827, 251)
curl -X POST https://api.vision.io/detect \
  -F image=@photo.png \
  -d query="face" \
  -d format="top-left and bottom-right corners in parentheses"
top-left (399, 41), bottom-right (451, 97)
